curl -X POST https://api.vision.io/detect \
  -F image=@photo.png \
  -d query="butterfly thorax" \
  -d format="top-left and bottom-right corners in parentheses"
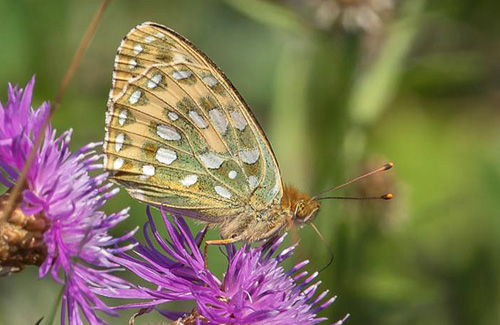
top-left (217, 184), bottom-right (321, 243)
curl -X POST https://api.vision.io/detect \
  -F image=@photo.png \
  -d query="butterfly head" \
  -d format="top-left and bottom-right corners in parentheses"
top-left (282, 185), bottom-right (321, 226)
top-left (293, 198), bottom-right (321, 225)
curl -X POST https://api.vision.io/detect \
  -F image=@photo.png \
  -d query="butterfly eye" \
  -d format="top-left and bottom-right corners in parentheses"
top-left (294, 200), bottom-right (321, 224)
top-left (294, 201), bottom-right (307, 220)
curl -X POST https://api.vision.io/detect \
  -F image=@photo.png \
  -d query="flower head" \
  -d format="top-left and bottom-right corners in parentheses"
top-left (0, 77), bottom-right (49, 177)
top-left (0, 77), bottom-right (136, 324)
top-left (102, 207), bottom-right (347, 325)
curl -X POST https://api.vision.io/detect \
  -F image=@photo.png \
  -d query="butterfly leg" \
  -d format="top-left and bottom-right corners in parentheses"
top-left (204, 238), bottom-right (238, 269)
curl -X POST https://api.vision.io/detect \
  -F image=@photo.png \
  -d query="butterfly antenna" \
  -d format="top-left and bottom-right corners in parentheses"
top-left (310, 222), bottom-right (334, 273)
top-left (316, 193), bottom-right (393, 201)
top-left (2, 0), bottom-right (110, 221)
top-left (312, 162), bottom-right (393, 200)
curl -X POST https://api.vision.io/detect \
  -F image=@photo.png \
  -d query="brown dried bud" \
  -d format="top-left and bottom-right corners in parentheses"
top-left (355, 157), bottom-right (407, 232)
top-left (128, 308), bottom-right (207, 325)
top-left (0, 190), bottom-right (50, 274)
top-left (170, 310), bottom-right (207, 325)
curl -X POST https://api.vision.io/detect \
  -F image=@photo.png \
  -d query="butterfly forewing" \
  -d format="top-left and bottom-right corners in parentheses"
top-left (104, 22), bottom-right (283, 219)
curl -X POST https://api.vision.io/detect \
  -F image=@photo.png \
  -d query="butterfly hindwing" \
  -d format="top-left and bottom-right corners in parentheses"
top-left (104, 22), bottom-right (282, 219)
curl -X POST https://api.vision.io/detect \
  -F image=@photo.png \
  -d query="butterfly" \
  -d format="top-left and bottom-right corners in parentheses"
top-left (103, 22), bottom-right (391, 251)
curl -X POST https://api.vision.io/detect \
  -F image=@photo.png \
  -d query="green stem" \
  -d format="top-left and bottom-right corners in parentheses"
top-left (220, 0), bottom-right (309, 34)
top-left (344, 0), bottom-right (426, 167)
top-left (44, 286), bottom-right (64, 325)
top-left (270, 36), bottom-right (315, 187)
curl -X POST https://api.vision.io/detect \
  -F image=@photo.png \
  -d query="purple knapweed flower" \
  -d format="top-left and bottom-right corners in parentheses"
top-left (100, 207), bottom-right (348, 325)
top-left (0, 77), bottom-right (136, 324)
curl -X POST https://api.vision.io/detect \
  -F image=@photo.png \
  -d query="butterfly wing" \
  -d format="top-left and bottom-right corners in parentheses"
top-left (104, 22), bottom-right (283, 220)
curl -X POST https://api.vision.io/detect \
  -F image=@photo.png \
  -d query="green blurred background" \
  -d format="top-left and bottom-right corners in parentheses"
top-left (1, 0), bottom-right (500, 324)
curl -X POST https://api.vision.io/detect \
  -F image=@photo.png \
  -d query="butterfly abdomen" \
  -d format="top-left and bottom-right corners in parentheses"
top-left (217, 203), bottom-right (290, 242)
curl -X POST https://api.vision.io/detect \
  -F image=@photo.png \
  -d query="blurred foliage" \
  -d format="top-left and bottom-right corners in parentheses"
top-left (1, 0), bottom-right (500, 324)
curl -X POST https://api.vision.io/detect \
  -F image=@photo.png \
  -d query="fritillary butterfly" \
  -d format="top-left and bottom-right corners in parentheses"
top-left (104, 22), bottom-right (383, 248)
